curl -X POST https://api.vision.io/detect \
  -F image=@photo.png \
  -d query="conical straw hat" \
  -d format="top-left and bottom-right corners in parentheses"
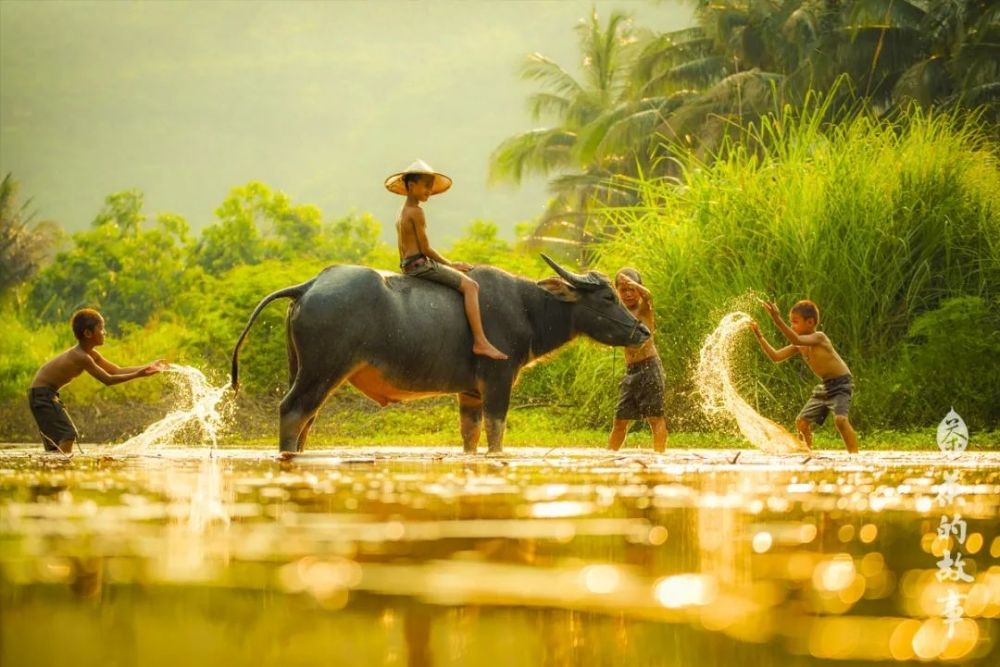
top-left (384, 159), bottom-right (453, 196)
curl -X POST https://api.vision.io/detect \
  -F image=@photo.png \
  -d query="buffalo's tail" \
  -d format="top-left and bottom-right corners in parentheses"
top-left (231, 279), bottom-right (315, 394)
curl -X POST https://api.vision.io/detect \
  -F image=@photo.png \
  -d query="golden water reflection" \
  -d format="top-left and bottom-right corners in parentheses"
top-left (0, 446), bottom-right (998, 666)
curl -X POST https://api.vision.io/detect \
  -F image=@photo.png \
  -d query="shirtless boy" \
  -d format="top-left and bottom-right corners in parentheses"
top-left (28, 308), bottom-right (165, 453)
top-left (607, 268), bottom-right (668, 452)
top-left (385, 159), bottom-right (507, 360)
top-left (750, 299), bottom-right (859, 453)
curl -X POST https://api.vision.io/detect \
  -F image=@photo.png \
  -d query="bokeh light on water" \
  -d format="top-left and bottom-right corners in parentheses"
top-left (1, 446), bottom-right (998, 665)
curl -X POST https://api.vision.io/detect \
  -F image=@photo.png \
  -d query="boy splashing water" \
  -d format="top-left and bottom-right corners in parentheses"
top-left (750, 300), bottom-right (859, 453)
top-left (386, 159), bottom-right (507, 360)
top-left (28, 308), bottom-right (166, 453)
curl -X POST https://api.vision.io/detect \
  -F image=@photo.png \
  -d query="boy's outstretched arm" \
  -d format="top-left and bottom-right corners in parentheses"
top-left (93, 350), bottom-right (166, 375)
top-left (749, 321), bottom-right (797, 362)
top-left (80, 352), bottom-right (162, 386)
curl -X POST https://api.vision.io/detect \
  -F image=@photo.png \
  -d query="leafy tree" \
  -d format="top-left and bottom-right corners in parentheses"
top-left (196, 181), bottom-right (319, 274)
top-left (319, 211), bottom-right (386, 265)
top-left (196, 182), bottom-right (392, 274)
top-left (848, 0), bottom-right (1000, 112)
top-left (29, 190), bottom-right (198, 330)
top-left (633, 0), bottom-right (1000, 159)
top-left (0, 173), bottom-right (60, 300)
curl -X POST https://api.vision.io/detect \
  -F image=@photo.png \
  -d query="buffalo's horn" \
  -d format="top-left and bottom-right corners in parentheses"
top-left (540, 254), bottom-right (603, 290)
top-left (541, 253), bottom-right (584, 285)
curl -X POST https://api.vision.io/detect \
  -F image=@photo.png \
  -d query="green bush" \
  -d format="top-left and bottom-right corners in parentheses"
top-left (0, 312), bottom-right (60, 402)
top-left (865, 296), bottom-right (1000, 431)
top-left (588, 106), bottom-right (1000, 431)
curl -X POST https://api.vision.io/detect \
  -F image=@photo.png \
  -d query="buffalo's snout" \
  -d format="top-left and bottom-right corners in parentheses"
top-left (630, 323), bottom-right (651, 345)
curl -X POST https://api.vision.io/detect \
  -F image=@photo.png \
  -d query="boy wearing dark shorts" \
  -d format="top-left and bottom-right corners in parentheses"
top-left (607, 268), bottom-right (668, 452)
top-left (750, 299), bottom-right (859, 453)
top-left (28, 308), bottom-right (165, 453)
top-left (386, 159), bottom-right (507, 360)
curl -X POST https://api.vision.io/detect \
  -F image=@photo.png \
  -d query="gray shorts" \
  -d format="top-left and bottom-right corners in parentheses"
top-left (28, 387), bottom-right (79, 451)
top-left (615, 357), bottom-right (665, 420)
top-left (403, 256), bottom-right (465, 290)
top-left (798, 374), bottom-right (853, 426)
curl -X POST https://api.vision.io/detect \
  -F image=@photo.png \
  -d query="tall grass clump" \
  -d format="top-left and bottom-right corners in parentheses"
top-left (571, 103), bottom-right (999, 433)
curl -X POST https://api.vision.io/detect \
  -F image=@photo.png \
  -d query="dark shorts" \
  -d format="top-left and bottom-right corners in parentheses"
top-left (28, 387), bottom-right (79, 451)
top-left (797, 374), bottom-right (853, 426)
top-left (615, 357), bottom-right (665, 421)
top-left (402, 255), bottom-right (465, 291)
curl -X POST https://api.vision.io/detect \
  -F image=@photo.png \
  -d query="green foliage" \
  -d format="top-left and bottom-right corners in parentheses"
top-left (196, 183), bottom-right (395, 276)
top-left (869, 296), bottom-right (1000, 429)
top-left (322, 211), bottom-right (388, 266)
top-left (587, 106), bottom-right (1000, 431)
top-left (449, 220), bottom-right (550, 277)
top-left (0, 312), bottom-right (60, 402)
top-left (29, 191), bottom-right (200, 332)
top-left (181, 259), bottom-right (331, 396)
top-left (0, 173), bottom-right (60, 302)
top-left (496, 1), bottom-right (1000, 256)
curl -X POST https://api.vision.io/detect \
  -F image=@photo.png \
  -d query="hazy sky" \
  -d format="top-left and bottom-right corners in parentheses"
top-left (1, 1), bottom-right (693, 243)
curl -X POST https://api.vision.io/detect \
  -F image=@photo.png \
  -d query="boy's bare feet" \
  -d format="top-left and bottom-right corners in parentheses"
top-left (473, 341), bottom-right (509, 360)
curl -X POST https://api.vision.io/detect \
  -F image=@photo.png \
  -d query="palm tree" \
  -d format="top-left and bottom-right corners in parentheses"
top-left (499, 1), bottom-right (998, 254)
top-left (0, 173), bottom-right (59, 299)
top-left (846, 0), bottom-right (999, 112)
top-left (594, 0), bottom-right (998, 172)
top-left (489, 10), bottom-right (640, 259)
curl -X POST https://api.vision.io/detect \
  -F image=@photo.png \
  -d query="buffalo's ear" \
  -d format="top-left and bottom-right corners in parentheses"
top-left (537, 277), bottom-right (577, 302)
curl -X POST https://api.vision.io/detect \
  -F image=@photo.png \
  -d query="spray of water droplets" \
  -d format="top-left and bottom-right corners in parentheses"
top-left (114, 365), bottom-right (231, 453)
top-left (695, 311), bottom-right (809, 454)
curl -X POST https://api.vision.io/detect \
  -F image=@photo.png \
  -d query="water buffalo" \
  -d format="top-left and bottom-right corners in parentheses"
top-left (231, 255), bottom-right (649, 454)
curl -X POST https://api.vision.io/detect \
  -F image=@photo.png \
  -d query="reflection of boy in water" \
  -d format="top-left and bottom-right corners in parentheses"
top-left (28, 308), bottom-right (166, 454)
top-left (607, 268), bottom-right (668, 452)
top-left (750, 300), bottom-right (859, 453)
top-left (386, 159), bottom-right (507, 360)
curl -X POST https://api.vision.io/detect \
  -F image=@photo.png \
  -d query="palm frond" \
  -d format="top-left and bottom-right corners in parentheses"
top-left (577, 94), bottom-right (695, 164)
top-left (575, 9), bottom-right (635, 93)
top-left (488, 128), bottom-right (578, 185)
top-left (782, 7), bottom-right (818, 47)
top-left (848, 0), bottom-right (928, 29)
top-left (520, 53), bottom-right (584, 98)
top-left (892, 57), bottom-right (953, 106)
top-left (547, 170), bottom-right (631, 201)
top-left (642, 55), bottom-right (731, 93)
top-left (953, 40), bottom-right (1000, 88)
top-left (632, 34), bottom-right (716, 84)
top-left (950, 81), bottom-right (1000, 107)
top-left (527, 92), bottom-right (572, 122)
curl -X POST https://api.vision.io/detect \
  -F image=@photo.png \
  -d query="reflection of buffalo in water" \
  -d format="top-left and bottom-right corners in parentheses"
top-left (232, 255), bottom-right (649, 454)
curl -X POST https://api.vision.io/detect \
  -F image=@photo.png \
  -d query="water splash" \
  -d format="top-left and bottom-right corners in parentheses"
top-left (696, 312), bottom-right (809, 454)
top-left (114, 365), bottom-right (230, 453)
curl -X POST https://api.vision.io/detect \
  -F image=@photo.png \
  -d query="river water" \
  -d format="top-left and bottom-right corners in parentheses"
top-left (1, 445), bottom-right (998, 666)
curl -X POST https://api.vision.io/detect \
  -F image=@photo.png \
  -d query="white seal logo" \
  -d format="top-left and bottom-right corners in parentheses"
top-left (936, 408), bottom-right (969, 457)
